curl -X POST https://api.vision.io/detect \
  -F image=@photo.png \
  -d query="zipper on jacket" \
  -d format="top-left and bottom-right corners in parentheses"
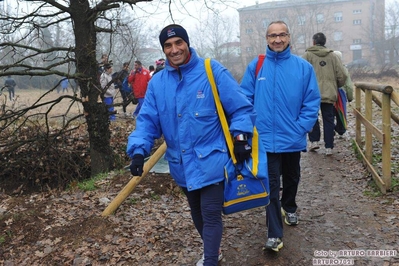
top-left (177, 68), bottom-right (182, 81)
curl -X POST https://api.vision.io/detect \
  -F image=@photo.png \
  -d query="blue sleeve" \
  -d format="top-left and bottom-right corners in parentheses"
top-left (211, 60), bottom-right (256, 137)
top-left (240, 57), bottom-right (258, 105)
top-left (126, 83), bottom-right (162, 158)
top-left (298, 63), bottom-right (321, 132)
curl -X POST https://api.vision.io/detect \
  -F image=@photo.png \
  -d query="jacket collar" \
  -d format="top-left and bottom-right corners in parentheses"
top-left (266, 45), bottom-right (291, 61)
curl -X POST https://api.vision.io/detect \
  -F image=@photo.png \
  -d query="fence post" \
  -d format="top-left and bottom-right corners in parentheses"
top-left (365, 90), bottom-right (373, 163)
top-left (381, 93), bottom-right (392, 190)
top-left (355, 86), bottom-right (362, 145)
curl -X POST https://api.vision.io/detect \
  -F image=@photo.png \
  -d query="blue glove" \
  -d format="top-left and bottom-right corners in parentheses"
top-left (130, 154), bottom-right (144, 176)
top-left (234, 140), bottom-right (252, 163)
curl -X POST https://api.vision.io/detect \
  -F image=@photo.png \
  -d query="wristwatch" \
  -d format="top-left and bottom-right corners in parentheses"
top-left (235, 134), bottom-right (248, 141)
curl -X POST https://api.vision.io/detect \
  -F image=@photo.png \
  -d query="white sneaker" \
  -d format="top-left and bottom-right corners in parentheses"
top-left (325, 148), bottom-right (333, 156)
top-left (196, 251), bottom-right (223, 266)
top-left (309, 142), bottom-right (320, 151)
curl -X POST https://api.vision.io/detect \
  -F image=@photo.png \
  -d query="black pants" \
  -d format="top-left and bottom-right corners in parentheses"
top-left (8, 88), bottom-right (14, 100)
top-left (266, 152), bottom-right (301, 238)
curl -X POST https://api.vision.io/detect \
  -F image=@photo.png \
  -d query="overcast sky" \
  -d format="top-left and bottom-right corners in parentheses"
top-left (134, 0), bottom-right (396, 33)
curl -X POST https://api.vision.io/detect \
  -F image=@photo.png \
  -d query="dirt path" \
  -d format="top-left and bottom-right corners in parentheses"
top-left (219, 134), bottom-right (399, 266)
top-left (1, 112), bottom-right (399, 265)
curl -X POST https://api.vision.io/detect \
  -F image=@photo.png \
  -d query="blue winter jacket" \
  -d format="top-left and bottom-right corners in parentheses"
top-left (127, 48), bottom-right (256, 191)
top-left (240, 46), bottom-right (320, 153)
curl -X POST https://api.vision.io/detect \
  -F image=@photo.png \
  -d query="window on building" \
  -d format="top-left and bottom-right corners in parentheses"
top-left (316, 14), bottom-right (324, 24)
top-left (353, 19), bottom-right (362, 25)
top-left (353, 9), bottom-right (362, 14)
top-left (246, 28), bottom-right (253, 34)
top-left (297, 34), bottom-right (305, 44)
top-left (353, 39), bottom-right (362, 44)
top-left (334, 12), bottom-right (343, 22)
top-left (245, 18), bottom-right (253, 23)
top-left (333, 31), bottom-right (343, 41)
top-left (298, 15), bottom-right (305, 25)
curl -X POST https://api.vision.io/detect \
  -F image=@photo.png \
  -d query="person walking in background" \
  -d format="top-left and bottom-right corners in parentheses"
top-left (333, 51), bottom-right (354, 137)
top-left (4, 75), bottom-right (16, 101)
top-left (98, 54), bottom-right (108, 73)
top-left (114, 62), bottom-right (131, 118)
top-left (148, 65), bottom-right (155, 77)
top-left (126, 24), bottom-right (255, 266)
top-left (241, 20), bottom-right (320, 252)
top-left (60, 77), bottom-right (69, 93)
top-left (100, 63), bottom-right (116, 121)
top-left (154, 58), bottom-right (165, 75)
top-left (127, 60), bottom-right (151, 119)
top-left (302, 32), bottom-right (347, 156)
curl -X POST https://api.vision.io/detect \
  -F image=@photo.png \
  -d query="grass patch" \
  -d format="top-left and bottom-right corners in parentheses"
top-left (351, 140), bottom-right (362, 160)
top-left (150, 193), bottom-right (160, 201)
top-left (363, 178), bottom-right (383, 197)
top-left (0, 235), bottom-right (5, 245)
top-left (128, 198), bottom-right (138, 205)
top-left (74, 172), bottom-right (109, 191)
top-left (391, 176), bottom-right (399, 191)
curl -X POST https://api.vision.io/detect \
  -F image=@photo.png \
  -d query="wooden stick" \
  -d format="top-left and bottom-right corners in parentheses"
top-left (102, 142), bottom-right (167, 216)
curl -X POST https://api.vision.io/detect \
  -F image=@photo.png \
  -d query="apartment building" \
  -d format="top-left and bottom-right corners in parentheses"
top-left (238, 0), bottom-right (385, 67)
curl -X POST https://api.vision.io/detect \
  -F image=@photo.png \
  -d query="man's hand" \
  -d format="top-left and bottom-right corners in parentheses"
top-left (234, 140), bottom-right (252, 163)
top-left (130, 154), bottom-right (144, 176)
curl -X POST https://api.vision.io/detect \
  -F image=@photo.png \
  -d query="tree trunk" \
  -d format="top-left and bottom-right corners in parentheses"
top-left (70, 0), bottom-right (114, 176)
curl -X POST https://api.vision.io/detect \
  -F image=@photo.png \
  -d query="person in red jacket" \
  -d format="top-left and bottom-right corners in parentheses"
top-left (128, 60), bottom-right (151, 119)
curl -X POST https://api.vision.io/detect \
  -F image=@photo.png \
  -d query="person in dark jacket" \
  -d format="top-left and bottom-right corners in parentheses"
top-left (126, 24), bottom-right (256, 266)
top-left (114, 62), bottom-right (131, 117)
top-left (302, 32), bottom-right (347, 155)
top-left (4, 75), bottom-right (16, 101)
top-left (241, 20), bottom-right (320, 252)
top-left (153, 58), bottom-right (165, 75)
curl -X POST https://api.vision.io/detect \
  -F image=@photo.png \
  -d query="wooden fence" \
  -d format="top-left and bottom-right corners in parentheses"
top-left (353, 82), bottom-right (399, 194)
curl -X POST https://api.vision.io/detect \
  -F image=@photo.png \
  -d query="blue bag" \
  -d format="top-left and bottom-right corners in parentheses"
top-left (222, 128), bottom-right (270, 214)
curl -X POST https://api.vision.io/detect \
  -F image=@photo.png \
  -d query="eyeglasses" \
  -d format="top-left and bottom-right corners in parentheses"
top-left (267, 33), bottom-right (289, 40)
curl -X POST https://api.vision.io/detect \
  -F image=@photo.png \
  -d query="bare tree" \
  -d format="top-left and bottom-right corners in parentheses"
top-left (0, 0), bottom-right (241, 184)
top-left (0, 0), bottom-right (153, 178)
top-left (385, 0), bottom-right (399, 65)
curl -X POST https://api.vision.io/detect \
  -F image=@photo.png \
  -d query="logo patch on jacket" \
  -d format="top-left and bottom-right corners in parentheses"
top-left (196, 90), bottom-right (205, 99)
top-left (319, 61), bottom-right (327, 67)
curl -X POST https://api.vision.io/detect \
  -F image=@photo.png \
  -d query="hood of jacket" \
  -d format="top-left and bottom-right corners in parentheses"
top-left (306, 45), bottom-right (334, 57)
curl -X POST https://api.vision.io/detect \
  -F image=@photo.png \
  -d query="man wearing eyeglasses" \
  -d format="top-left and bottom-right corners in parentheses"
top-left (241, 21), bottom-right (320, 252)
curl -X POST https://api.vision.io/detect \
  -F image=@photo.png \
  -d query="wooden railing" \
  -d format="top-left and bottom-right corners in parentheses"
top-left (353, 82), bottom-right (399, 193)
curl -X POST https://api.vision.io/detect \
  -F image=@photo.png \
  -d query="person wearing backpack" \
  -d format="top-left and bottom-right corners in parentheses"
top-left (241, 20), bottom-right (320, 252)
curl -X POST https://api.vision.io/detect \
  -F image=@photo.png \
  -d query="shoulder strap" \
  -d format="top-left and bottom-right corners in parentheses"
top-left (256, 54), bottom-right (265, 77)
top-left (204, 58), bottom-right (236, 164)
top-left (205, 58), bottom-right (262, 172)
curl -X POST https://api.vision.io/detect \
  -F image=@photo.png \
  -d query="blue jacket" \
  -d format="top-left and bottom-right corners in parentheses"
top-left (127, 48), bottom-right (256, 190)
top-left (240, 46), bottom-right (320, 153)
